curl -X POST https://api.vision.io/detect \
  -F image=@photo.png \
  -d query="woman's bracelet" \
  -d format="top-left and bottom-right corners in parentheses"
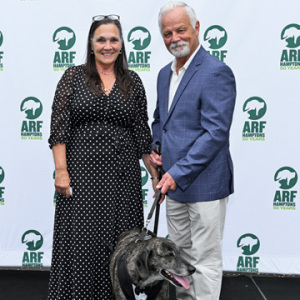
top-left (151, 177), bottom-right (159, 180)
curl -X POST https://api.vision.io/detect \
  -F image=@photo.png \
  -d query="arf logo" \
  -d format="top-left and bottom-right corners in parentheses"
top-left (242, 97), bottom-right (267, 141)
top-left (236, 233), bottom-right (260, 272)
top-left (0, 31), bottom-right (3, 47)
top-left (128, 27), bottom-right (151, 50)
top-left (203, 25), bottom-right (227, 62)
top-left (0, 166), bottom-right (4, 184)
top-left (281, 24), bottom-right (300, 48)
top-left (127, 27), bottom-right (151, 72)
top-left (22, 230), bottom-right (44, 267)
top-left (53, 27), bottom-right (76, 71)
top-left (280, 24), bottom-right (300, 70)
top-left (21, 230), bottom-right (43, 251)
top-left (204, 25), bottom-right (227, 49)
top-left (273, 167), bottom-right (298, 210)
top-left (20, 97), bottom-right (43, 120)
top-left (20, 97), bottom-right (43, 140)
top-left (53, 27), bottom-right (76, 50)
top-left (243, 97), bottom-right (267, 120)
top-left (274, 167), bottom-right (297, 189)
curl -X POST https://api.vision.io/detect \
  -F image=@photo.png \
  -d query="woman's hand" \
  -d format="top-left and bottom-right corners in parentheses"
top-left (52, 144), bottom-right (71, 198)
top-left (151, 177), bottom-right (160, 197)
top-left (149, 150), bottom-right (162, 169)
top-left (55, 169), bottom-right (71, 198)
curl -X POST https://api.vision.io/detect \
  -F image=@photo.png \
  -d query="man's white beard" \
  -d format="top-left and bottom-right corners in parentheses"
top-left (170, 41), bottom-right (190, 58)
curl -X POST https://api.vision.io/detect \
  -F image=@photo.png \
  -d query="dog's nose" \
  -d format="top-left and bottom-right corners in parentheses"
top-left (189, 265), bottom-right (196, 274)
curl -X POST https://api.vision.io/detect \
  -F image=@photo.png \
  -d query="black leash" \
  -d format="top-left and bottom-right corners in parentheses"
top-left (138, 142), bottom-right (165, 241)
top-left (152, 142), bottom-right (165, 235)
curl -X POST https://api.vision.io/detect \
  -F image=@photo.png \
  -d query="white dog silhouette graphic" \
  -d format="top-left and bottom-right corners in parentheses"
top-left (238, 236), bottom-right (258, 252)
top-left (21, 99), bottom-right (41, 116)
top-left (128, 29), bottom-right (149, 48)
top-left (54, 29), bottom-right (74, 47)
top-left (244, 99), bottom-right (265, 117)
top-left (282, 27), bottom-right (300, 44)
top-left (275, 169), bottom-right (296, 186)
top-left (205, 28), bottom-right (225, 45)
top-left (23, 232), bottom-right (42, 248)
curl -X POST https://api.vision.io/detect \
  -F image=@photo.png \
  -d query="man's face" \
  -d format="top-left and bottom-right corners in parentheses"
top-left (161, 7), bottom-right (199, 59)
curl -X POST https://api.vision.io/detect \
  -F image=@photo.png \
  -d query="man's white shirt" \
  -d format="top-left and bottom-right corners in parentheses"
top-left (168, 44), bottom-right (200, 111)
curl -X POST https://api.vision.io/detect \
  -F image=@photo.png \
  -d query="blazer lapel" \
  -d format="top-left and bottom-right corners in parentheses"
top-left (160, 67), bottom-right (172, 126)
top-left (164, 47), bottom-right (205, 126)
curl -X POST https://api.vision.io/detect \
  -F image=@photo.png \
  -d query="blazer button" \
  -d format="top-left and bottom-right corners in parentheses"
top-left (163, 128), bottom-right (167, 133)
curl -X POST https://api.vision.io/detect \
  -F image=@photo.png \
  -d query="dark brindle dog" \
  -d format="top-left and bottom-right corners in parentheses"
top-left (109, 228), bottom-right (195, 300)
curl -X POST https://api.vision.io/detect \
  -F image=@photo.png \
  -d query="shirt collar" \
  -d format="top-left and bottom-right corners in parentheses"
top-left (171, 44), bottom-right (201, 73)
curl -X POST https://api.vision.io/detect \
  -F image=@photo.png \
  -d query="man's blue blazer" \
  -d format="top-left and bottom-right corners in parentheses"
top-left (152, 46), bottom-right (236, 202)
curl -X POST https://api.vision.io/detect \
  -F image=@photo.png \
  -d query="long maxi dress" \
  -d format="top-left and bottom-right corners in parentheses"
top-left (47, 65), bottom-right (152, 299)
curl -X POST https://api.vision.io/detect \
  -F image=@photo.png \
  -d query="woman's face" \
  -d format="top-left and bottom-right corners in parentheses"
top-left (91, 23), bottom-right (122, 69)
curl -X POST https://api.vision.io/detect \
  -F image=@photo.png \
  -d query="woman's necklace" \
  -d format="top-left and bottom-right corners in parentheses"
top-left (97, 68), bottom-right (114, 75)
top-left (101, 81), bottom-right (115, 93)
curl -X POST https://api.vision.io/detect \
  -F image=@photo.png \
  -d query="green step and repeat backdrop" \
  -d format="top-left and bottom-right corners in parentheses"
top-left (0, 0), bottom-right (299, 274)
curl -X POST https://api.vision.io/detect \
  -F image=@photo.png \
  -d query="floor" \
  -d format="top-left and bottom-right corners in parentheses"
top-left (0, 269), bottom-right (299, 300)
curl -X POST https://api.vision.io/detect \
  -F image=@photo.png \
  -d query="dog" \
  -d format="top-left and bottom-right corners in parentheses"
top-left (109, 228), bottom-right (195, 300)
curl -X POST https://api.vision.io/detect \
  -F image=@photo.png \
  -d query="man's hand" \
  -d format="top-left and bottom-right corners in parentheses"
top-left (156, 172), bottom-right (177, 204)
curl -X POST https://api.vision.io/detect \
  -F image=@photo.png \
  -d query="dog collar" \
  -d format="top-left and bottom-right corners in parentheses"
top-left (135, 228), bottom-right (153, 243)
top-left (117, 252), bottom-right (164, 300)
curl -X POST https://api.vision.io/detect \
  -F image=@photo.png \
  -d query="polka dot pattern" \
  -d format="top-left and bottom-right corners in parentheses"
top-left (48, 65), bottom-right (152, 299)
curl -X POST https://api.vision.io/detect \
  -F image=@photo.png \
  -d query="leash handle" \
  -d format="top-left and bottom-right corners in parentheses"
top-left (151, 142), bottom-right (165, 178)
top-left (152, 141), bottom-right (161, 156)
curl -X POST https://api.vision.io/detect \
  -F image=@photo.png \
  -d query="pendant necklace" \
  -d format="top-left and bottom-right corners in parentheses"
top-left (101, 81), bottom-right (115, 93)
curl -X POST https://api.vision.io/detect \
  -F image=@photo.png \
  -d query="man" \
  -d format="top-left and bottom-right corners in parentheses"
top-left (150, 2), bottom-right (236, 300)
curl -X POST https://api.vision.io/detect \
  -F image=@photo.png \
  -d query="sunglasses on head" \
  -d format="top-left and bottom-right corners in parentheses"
top-left (92, 15), bottom-right (120, 22)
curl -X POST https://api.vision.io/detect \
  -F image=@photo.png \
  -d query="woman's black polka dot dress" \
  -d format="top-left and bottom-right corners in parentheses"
top-left (48, 65), bottom-right (152, 299)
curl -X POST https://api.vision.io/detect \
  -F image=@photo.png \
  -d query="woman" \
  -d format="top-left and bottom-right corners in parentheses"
top-left (48, 15), bottom-right (157, 299)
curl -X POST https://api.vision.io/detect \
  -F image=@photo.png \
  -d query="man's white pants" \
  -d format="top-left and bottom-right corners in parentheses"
top-left (166, 196), bottom-right (228, 300)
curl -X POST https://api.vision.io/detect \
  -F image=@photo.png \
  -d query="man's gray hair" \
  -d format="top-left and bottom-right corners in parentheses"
top-left (158, 1), bottom-right (198, 32)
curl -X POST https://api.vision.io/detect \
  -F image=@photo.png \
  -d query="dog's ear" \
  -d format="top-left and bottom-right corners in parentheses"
top-left (135, 249), bottom-right (150, 281)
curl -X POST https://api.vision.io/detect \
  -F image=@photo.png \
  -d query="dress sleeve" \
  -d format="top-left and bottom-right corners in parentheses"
top-left (132, 72), bottom-right (152, 159)
top-left (48, 66), bottom-right (76, 148)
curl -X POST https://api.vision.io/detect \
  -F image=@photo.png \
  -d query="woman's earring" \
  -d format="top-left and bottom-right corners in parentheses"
top-left (119, 49), bottom-right (122, 55)
top-left (91, 50), bottom-right (94, 55)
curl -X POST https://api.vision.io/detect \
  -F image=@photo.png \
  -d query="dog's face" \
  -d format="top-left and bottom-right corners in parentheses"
top-left (131, 237), bottom-right (195, 289)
